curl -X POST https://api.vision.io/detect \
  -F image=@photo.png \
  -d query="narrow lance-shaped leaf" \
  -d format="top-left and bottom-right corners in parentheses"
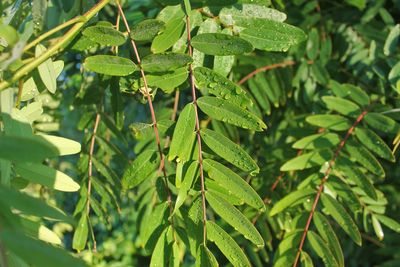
top-left (313, 212), bottom-right (344, 267)
top-left (280, 150), bottom-right (332, 171)
top-left (196, 244), bottom-right (219, 267)
top-left (37, 134), bottom-right (81, 156)
top-left (169, 103), bottom-right (196, 163)
top-left (322, 96), bottom-right (361, 117)
top-left (203, 159), bottom-right (264, 211)
top-left (175, 161), bottom-right (199, 211)
top-left (197, 96), bottom-right (266, 131)
top-left (372, 214), bottom-right (384, 241)
top-left (15, 162), bottom-right (80, 192)
top-left (306, 114), bottom-right (352, 131)
top-left (84, 55), bottom-right (137, 76)
top-left (150, 228), bottom-right (169, 267)
top-left (355, 127), bottom-right (395, 162)
top-left (72, 214), bottom-right (88, 252)
top-left (0, 185), bottom-right (73, 223)
top-left (375, 214), bottom-right (400, 233)
top-left (307, 231), bottom-right (340, 267)
top-left (201, 129), bottom-right (259, 175)
top-left (206, 191), bottom-right (264, 247)
top-left (36, 44), bottom-right (57, 93)
top-left (336, 157), bottom-right (377, 200)
top-left (270, 188), bottom-right (316, 216)
top-left (292, 132), bottom-right (341, 150)
top-left (122, 150), bottom-right (159, 190)
top-left (206, 221), bottom-right (251, 267)
top-left (321, 193), bottom-right (362, 246)
top-left (194, 67), bottom-right (252, 108)
top-left (1, 230), bottom-right (87, 267)
top-left (191, 33), bottom-right (254, 56)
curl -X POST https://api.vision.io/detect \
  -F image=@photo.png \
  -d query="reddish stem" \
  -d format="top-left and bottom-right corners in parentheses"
top-left (116, 2), bottom-right (175, 235)
top-left (292, 110), bottom-right (368, 267)
top-left (186, 14), bottom-right (208, 246)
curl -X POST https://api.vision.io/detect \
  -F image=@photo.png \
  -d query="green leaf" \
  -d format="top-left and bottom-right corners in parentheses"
top-left (169, 103), bottom-right (196, 162)
top-left (0, 135), bottom-right (59, 163)
top-left (36, 44), bottom-right (57, 94)
top-left (201, 129), bottom-right (259, 174)
top-left (355, 127), bottom-right (395, 162)
top-left (313, 212), bottom-right (344, 267)
top-left (0, 185), bottom-right (72, 223)
top-left (336, 157), bottom-right (377, 200)
top-left (191, 33), bottom-right (254, 56)
top-left (141, 53), bottom-right (192, 73)
top-left (375, 214), bottom-right (400, 233)
top-left (84, 55), bottom-right (137, 76)
top-left (147, 67), bottom-right (188, 93)
top-left (372, 214), bottom-right (384, 241)
top-left (330, 81), bottom-right (370, 107)
top-left (194, 67), bottom-right (252, 108)
top-left (293, 132), bottom-right (341, 150)
top-left (322, 96), bottom-right (361, 117)
top-left (19, 217), bottom-right (61, 245)
top-left (219, 4), bottom-right (286, 27)
top-left (213, 28), bottom-right (235, 77)
top-left (142, 203), bottom-right (169, 251)
top-left (206, 191), bottom-right (264, 247)
top-left (206, 221), bottom-right (251, 267)
top-left (0, 24), bottom-right (19, 46)
top-left (269, 188), bottom-right (316, 216)
top-left (307, 231), bottom-right (339, 267)
top-left (72, 214), bottom-right (88, 252)
top-left (344, 139), bottom-right (385, 177)
top-left (175, 161), bottom-right (199, 211)
top-left (122, 150), bottom-right (159, 190)
top-left (196, 244), bottom-right (219, 267)
top-left (280, 150), bottom-right (332, 171)
top-left (306, 114), bottom-right (352, 131)
top-left (321, 193), bottom-right (362, 245)
top-left (300, 252), bottom-right (314, 267)
top-left (150, 228), bottom-right (169, 267)
top-left (364, 112), bottom-right (400, 134)
top-left (203, 159), bottom-right (264, 211)
top-left (1, 230), bottom-right (87, 267)
top-left (239, 19), bottom-right (306, 52)
top-left (197, 96), bottom-right (266, 131)
top-left (82, 26), bottom-right (126, 46)
top-left (384, 24), bottom-right (399, 56)
top-left (15, 162), bottom-right (80, 192)
top-left (37, 134), bottom-right (81, 156)
top-left (130, 19), bottom-right (165, 42)
top-left (151, 16), bottom-right (185, 53)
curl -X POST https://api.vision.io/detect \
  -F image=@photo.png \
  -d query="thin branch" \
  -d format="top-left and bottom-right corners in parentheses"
top-left (86, 112), bottom-right (101, 251)
top-left (23, 16), bottom-right (85, 52)
top-left (15, 79), bottom-right (23, 108)
top-left (237, 60), bottom-right (313, 86)
top-left (164, 90), bottom-right (180, 149)
top-left (293, 110), bottom-right (368, 267)
top-left (186, 14), bottom-right (208, 246)
top-left (116, 1), bottom-right (176, 237)
top-left (0, 0), bottom-right (111, 92)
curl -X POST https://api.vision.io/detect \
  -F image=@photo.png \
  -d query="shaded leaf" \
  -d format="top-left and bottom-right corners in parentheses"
top-left (82, 26), bottom-right (126, 46)
top-left (130, 19), bottom-right (165, 42)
